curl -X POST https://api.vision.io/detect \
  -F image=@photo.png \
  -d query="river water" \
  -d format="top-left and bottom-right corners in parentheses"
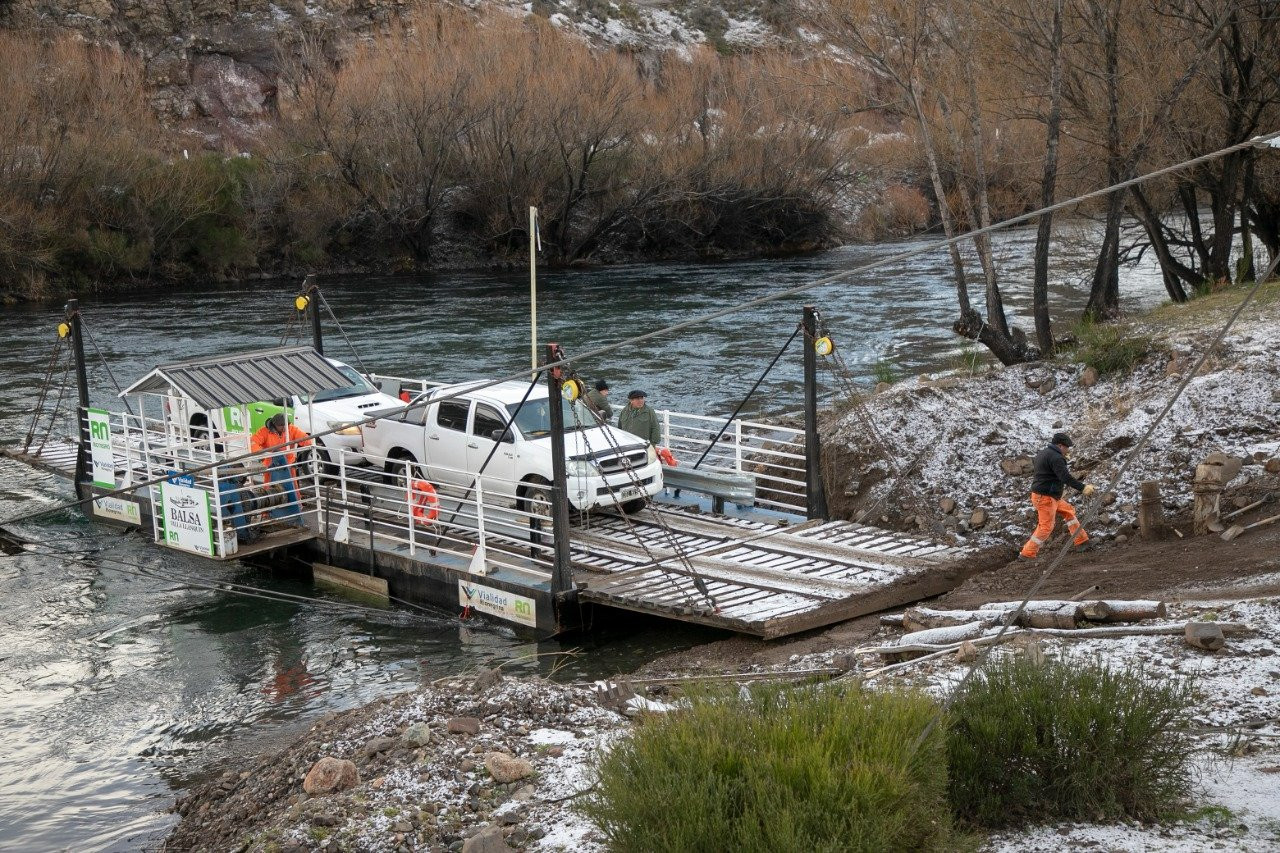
top-left (0, 224), bottom-right (1170, 850)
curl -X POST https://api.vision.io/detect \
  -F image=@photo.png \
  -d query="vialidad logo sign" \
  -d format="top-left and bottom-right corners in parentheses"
top-left (458, 580), bottom-right (537, 627)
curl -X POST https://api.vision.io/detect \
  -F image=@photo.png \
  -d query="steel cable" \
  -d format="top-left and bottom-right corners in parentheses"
top-left (3, 130), bottom-right (1278, 530)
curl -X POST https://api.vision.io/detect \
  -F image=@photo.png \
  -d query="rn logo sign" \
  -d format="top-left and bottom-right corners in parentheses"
top-left (87, 408), bottom-right (115, 488)
top-left (159, 482), bottom-right (214, 555)
top-left (458, 580), bottom-right (537, 628)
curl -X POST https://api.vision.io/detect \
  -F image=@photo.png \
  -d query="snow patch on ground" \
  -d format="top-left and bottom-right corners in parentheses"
top-left (828, 309), bottom-right (1280, 545)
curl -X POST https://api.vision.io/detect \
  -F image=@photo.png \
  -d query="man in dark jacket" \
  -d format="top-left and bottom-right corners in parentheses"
top-left (1019, 432), bottom-right (1096, 560)
top-left (618, 389), bottom-right (661, 446)
top-left (585, 379), bottom-right (613, 424)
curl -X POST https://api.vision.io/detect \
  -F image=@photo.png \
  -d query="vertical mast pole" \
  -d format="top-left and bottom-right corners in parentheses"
top-left (530, 207), bottom-right (539, 374)
top-left (305, 275), bottom-right (323, 356)
top-left (66, 299), bottom-right (91, 498)
top-left (544, 343), bottom-right (573, 596)
top-left (802, 305), bottom-right (828, 521)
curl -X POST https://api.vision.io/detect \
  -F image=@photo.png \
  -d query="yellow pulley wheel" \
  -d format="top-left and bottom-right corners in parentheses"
top-left (295, 295), bottom-right (310, 311)
top-left (814, 335), bottom-right (835, 357)
top-left (57, 322), bottom-right (70, 339)
top-left (562, 379), bottom-right (583, 402)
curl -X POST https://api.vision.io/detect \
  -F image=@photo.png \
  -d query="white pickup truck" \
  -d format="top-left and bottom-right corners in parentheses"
top-left (172, 358), bottom-right (401, 467)
top-left (359, 380), bottom-right (664, 514)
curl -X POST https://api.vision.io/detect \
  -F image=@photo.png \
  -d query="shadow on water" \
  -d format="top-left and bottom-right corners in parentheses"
top-left (0, 230), bottom-right (1170, 850)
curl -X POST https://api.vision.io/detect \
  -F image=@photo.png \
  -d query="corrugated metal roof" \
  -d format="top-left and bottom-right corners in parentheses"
top-left (120, 346), bottom-right (355, 409)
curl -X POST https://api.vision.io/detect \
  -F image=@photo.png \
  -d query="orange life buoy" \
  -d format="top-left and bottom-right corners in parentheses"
top-left (656, 446), bottom-right (678, 467)
top-left (411, 479), bottom-right (439, 523)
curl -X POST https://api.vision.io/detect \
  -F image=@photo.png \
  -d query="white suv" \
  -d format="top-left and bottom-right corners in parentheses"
top-left (360, 380), bottom-right (664, 513)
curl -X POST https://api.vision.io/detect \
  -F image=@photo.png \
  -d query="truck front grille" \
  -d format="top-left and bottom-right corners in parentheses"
top-left (596, 449), bottom-right (648, 475)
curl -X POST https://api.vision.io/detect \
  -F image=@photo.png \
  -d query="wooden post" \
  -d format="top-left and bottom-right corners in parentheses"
top-left (1137, 481), bottom-right (1167, 539)
top-left (802, 305), bottom-right (828, 521)
top-left (545, 343), bottom-right (573, 596)
top-left (1193, 463), bottom-right (1226, 536)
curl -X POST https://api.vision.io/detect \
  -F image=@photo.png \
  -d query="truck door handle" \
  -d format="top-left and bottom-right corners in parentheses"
top-left (428, 434), bottom-right (440, 441)
top-left (467, 442), bottom-right (479, 449)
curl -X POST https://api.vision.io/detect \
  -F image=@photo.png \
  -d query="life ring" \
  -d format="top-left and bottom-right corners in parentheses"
top-left (656, 446), bottom-right (678, 467)
top-left (411, 479), bottom-right (439, 523)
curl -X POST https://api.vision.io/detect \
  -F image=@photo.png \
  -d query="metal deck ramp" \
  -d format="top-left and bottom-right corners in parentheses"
top-left (574, 506), bottom-right (965, 639)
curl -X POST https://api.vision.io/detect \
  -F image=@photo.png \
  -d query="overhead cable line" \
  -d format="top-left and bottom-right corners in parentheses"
top-left (2, 130), bottom-right (1277, 531)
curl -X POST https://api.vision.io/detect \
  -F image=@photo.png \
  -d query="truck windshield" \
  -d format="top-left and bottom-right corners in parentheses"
top-left (306, 366), bottom-right (377, 403)
top-left (506, 398), bottom-right (590, 438)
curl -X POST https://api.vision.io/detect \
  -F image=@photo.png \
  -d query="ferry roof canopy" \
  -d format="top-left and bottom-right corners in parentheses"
top-left (119, 346), bottom-right (355, 409)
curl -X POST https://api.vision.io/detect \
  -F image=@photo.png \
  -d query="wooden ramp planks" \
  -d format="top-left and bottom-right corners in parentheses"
top-left (576, 506), bottom-right (964, 639)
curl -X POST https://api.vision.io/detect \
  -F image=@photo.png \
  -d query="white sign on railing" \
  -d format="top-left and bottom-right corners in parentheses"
top-left (87, 408), bottom-right (115, 488)
top-left (159, 481), bottom-right (214, 555)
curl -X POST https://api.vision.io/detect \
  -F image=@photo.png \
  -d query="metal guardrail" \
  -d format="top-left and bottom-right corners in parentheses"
top-left (658, 410), bottom-right (806, 513)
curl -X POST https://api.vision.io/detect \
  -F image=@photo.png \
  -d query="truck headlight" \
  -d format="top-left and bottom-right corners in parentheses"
top-left (567, 460), bottom-right (597, 477)
top-left (647, 445), bottom-right (658, 465)
top-left (327, 421), bottom-right (361, 436)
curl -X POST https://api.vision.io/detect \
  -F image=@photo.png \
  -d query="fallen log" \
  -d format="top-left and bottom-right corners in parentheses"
top-left (978, 600), bottom-right (1099, 627)
top-left (1096, 600), bottom-right (1167, 622)
top-left (857, 622), bottom-right (1251, 658)
top-left (879, 613), bottom-right (905, 627)
top-left (984, 599), bottom-right (1175, 623)
top-left (898, 621), bottom-right (986, 647)
top-left (902, 606), bottom-right (1010, 632)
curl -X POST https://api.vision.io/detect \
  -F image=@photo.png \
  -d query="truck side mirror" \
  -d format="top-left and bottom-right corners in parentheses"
top-left (491, 428), bottom-right (514, 444)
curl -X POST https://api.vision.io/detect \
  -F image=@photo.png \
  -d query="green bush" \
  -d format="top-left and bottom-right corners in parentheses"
top-left (581, 684), bottom-right (954, 853)
top-left (947, 656), bottom-right (1195, 828)
top-left (1071, 320), bottom-right (1156, 376)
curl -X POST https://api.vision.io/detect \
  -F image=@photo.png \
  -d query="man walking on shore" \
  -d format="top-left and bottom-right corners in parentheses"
top-left (618, 389), bottom-right (661, 446)
top-left (1020, 432), bottom-right (1095, 561)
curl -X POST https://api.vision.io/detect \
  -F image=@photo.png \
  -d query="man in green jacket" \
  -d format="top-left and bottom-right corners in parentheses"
top-left (618, 389), bottom-right (661, 445)
top-left (585, 379), bottom-right (613, 424)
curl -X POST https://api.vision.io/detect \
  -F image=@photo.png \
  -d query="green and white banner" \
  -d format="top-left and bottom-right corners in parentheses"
top-left (458, 579), bottom-right (537, 628)
top-left (87, 408), bottom-right (115, 488)
top-left (159, 482), bottom-right (214, 555)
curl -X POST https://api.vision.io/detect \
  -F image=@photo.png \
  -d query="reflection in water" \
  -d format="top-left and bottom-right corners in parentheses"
top-left (0, 228), bottom-right (1171, 850)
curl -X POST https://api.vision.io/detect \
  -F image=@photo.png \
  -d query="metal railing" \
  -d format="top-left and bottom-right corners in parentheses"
top-left (319, 447), bottom-right (555, 583)
top-left (657, 410), bottom-right (807, 513)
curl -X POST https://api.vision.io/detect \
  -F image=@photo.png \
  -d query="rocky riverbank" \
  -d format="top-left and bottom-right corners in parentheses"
top-left (164, 589), bottom-right (1280, 852)
top-left (822, 282), bottom-right (1280, 550)
top-left (164, 674), bottom-right (628, 852)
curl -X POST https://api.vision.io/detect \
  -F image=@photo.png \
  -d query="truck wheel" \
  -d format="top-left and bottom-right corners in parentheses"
top-left (620, 496), bottom-right (649, 515)
top-left (189, 415), bottom-right (225, 454)
top-left (383, 452), bottom-right (418, 486)
top-left (521, 479), bottom-right (553, 556)
top-left (315, 441), bottom-right (337, 475)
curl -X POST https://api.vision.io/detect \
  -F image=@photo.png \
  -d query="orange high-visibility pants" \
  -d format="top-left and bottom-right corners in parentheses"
top-left (1020, 492), bottom-right (1088, 558)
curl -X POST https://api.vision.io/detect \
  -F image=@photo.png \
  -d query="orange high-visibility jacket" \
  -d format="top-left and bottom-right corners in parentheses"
top-left (250, 423), bottom-right (311, 468)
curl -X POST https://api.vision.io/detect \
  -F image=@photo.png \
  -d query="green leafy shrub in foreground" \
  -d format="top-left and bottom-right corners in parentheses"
top-left (581, 684), bottom-right (953, 853)
top-left (947, 655), bottom-right (1195, 828)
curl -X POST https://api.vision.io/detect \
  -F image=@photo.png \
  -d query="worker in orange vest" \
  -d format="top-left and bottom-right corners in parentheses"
top-left (1019, 432), bottom-right (1096, 561)
top-left (250, 412), bottom-right (312, 520)
top-left (250, 412), bottom-right (311, 484)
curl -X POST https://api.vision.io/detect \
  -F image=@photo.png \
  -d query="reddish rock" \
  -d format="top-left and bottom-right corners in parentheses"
top-left (302, 757), bottom-right (358, 795)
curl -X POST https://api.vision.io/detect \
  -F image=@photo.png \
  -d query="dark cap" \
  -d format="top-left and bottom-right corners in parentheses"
top-left (595, 379), bottom-right (609, 391)
top-left (1052, 432), bottom-right (1073, 447)
top-left (267, 413), bottom-right (287, 432)
top-left (627, 389), bottom-right (646, 400)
